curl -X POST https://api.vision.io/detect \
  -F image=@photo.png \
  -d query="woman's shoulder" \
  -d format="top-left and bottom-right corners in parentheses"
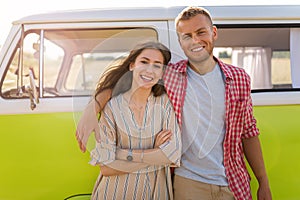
top-left (109, 93), bottom-right (124, 102)
top-left (104, 93), bottom-right (124, 110)
top-left (154, 93), bottom-right (172, 106)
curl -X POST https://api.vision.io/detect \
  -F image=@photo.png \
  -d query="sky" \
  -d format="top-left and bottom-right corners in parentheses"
top-left (1, 0), bottom-right (300, 46)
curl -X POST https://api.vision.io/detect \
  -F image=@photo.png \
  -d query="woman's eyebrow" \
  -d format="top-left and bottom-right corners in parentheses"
top-left (141, 56), bottom-right (163, 64)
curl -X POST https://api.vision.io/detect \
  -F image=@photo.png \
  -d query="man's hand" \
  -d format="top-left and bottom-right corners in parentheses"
top-left (75, 89), bottom-right (112, 152)
top-left (257, 177), bottom-right (272, 200)
top-left (76, 99), bottom-right (100, 152)
top-left (243, 136), bottom-right (272, 200)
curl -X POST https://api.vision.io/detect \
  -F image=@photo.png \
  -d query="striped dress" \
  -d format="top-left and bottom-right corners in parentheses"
top-left (90, 93), bottom-right (181, 200)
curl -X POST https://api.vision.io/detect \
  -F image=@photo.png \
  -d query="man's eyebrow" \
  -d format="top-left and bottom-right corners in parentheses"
top-left (180, 27), bottom-right (208, 36)
top-left (195, 27), bottom-right (209, 32)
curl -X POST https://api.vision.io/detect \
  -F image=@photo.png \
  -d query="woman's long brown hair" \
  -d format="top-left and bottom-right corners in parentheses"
top-left (94, 41), bottom-right (171, 108)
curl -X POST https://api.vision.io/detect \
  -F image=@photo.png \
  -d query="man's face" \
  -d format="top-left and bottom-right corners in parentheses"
top-left (177, 14), bottom-right (217, 65)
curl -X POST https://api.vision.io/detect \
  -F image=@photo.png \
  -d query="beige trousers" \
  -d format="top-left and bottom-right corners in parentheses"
top-left (173, 175), bottom-right (235, 200)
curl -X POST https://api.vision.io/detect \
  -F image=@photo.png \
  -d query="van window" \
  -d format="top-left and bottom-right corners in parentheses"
top-left (44, 28), bottom-right (157, 97)
top-left (66, 52), bottom-right (127, 93)
top-left (1, 27), bottom-right (157, 98)
top-left (43, 37), bottom-right (64, 94)
top-left (214, 26), bottom-right (300, 91)
top-left (2, 32), bottom-right (40, 99)
top-left (271, 51), bottom-right (291, 88)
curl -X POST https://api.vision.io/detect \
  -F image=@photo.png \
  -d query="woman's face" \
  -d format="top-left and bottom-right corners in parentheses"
top-left (130, 48), bottom-right (164, 90)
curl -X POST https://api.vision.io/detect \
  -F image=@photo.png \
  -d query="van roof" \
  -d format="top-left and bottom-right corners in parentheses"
top-left (13, 5), bottom-right (300, 25)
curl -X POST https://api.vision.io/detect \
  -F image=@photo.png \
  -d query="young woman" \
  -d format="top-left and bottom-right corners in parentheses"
top-left (89, 41), bottom-right (181, 200)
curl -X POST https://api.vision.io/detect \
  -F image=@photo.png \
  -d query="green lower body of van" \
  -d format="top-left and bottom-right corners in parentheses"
top-left (0, 112), bottom-right (98, 200)
top-left (250, 104), bottom-right (300, 200)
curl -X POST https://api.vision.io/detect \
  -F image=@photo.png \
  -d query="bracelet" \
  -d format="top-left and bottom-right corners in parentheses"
top-left (141, 149), bottom-right (144, 162)
top-left (127, 149), bottom-right (133, 161)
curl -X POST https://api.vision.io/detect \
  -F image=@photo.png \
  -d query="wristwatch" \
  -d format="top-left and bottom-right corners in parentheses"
top-left (127, 149), bottom-right (133, 161)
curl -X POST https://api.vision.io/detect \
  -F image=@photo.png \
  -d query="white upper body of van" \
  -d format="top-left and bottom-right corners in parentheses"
top-left (1, 5), bottom-right (300, 115)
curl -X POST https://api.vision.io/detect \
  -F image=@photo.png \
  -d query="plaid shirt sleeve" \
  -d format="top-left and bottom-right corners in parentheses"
top-left (163, 60), bottom-right (188, 126)
top-left (243, 93), bottom-right (260, 139)
top-left (220, 59), bottom-right (259, 200)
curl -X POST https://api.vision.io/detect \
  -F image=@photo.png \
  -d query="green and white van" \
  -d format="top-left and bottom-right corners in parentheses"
top-left (0, 5), bottom-right (299, 199)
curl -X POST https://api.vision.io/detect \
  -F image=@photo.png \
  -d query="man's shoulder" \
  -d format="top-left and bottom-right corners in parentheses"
top-left (164, 60), bottom-right (187, 83)
top-left (217, 58), bottom-right (249, 77)
top-left (168, 59), bottom-right (187, 66)
top-left (167, 60), bottom-right (188, 72)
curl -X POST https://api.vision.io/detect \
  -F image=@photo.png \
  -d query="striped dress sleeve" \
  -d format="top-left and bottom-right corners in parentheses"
top-left (159, 94), bottom-right (182, 167)
top-left (90, 101), bottom-right (116, 166)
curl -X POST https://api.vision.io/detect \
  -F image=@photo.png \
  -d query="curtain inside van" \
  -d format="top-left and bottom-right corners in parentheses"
top-left (231, 47), bottom-right (272, 90)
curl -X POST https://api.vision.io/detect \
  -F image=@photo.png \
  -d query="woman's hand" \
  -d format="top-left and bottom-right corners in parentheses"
top-left (154, 130), bottom-right (172, 148)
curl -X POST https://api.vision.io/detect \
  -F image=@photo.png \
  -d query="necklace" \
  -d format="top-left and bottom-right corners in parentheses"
top-left (129, 100), bottom-right (145, 110)
top-left (124, 91), bottom-right (147, 111)
top-left (128, 99), bottom-right (146, 127)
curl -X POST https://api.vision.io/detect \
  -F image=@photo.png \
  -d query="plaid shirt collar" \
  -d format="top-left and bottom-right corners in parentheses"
top-left (175, 56), bottom-right (234, 81)
top-left (215, 57), bottom-right (234, 85)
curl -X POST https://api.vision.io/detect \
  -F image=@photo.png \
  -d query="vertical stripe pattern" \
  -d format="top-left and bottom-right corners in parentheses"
top-left (90, 93), bottom-right (181, 200)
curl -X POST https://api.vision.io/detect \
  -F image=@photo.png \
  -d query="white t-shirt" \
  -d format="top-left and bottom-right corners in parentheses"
top-left (175, 63), bottom-right (228, 186)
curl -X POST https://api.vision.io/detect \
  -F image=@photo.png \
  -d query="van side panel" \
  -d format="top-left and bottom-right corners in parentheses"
top-left (251, 105), bottom-right (300, 199)
top-left (0, 112), bottom-right (98, 200)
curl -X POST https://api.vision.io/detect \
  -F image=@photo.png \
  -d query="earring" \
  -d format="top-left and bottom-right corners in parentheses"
top-left (157, 79), bottom-right (164, 85)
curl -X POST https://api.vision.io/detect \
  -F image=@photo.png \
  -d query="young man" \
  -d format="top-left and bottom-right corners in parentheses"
top-left (76, 6), bottom-right (272, 200)
top-left (165, 6), bottom-right (272, 200)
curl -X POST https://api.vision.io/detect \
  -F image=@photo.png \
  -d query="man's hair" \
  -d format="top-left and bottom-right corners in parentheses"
top-left (175, 6), bottom-right (213, 29)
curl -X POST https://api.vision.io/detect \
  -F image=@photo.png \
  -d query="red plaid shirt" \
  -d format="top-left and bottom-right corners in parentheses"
top-left (163, 57), bottom-right (259, 200)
